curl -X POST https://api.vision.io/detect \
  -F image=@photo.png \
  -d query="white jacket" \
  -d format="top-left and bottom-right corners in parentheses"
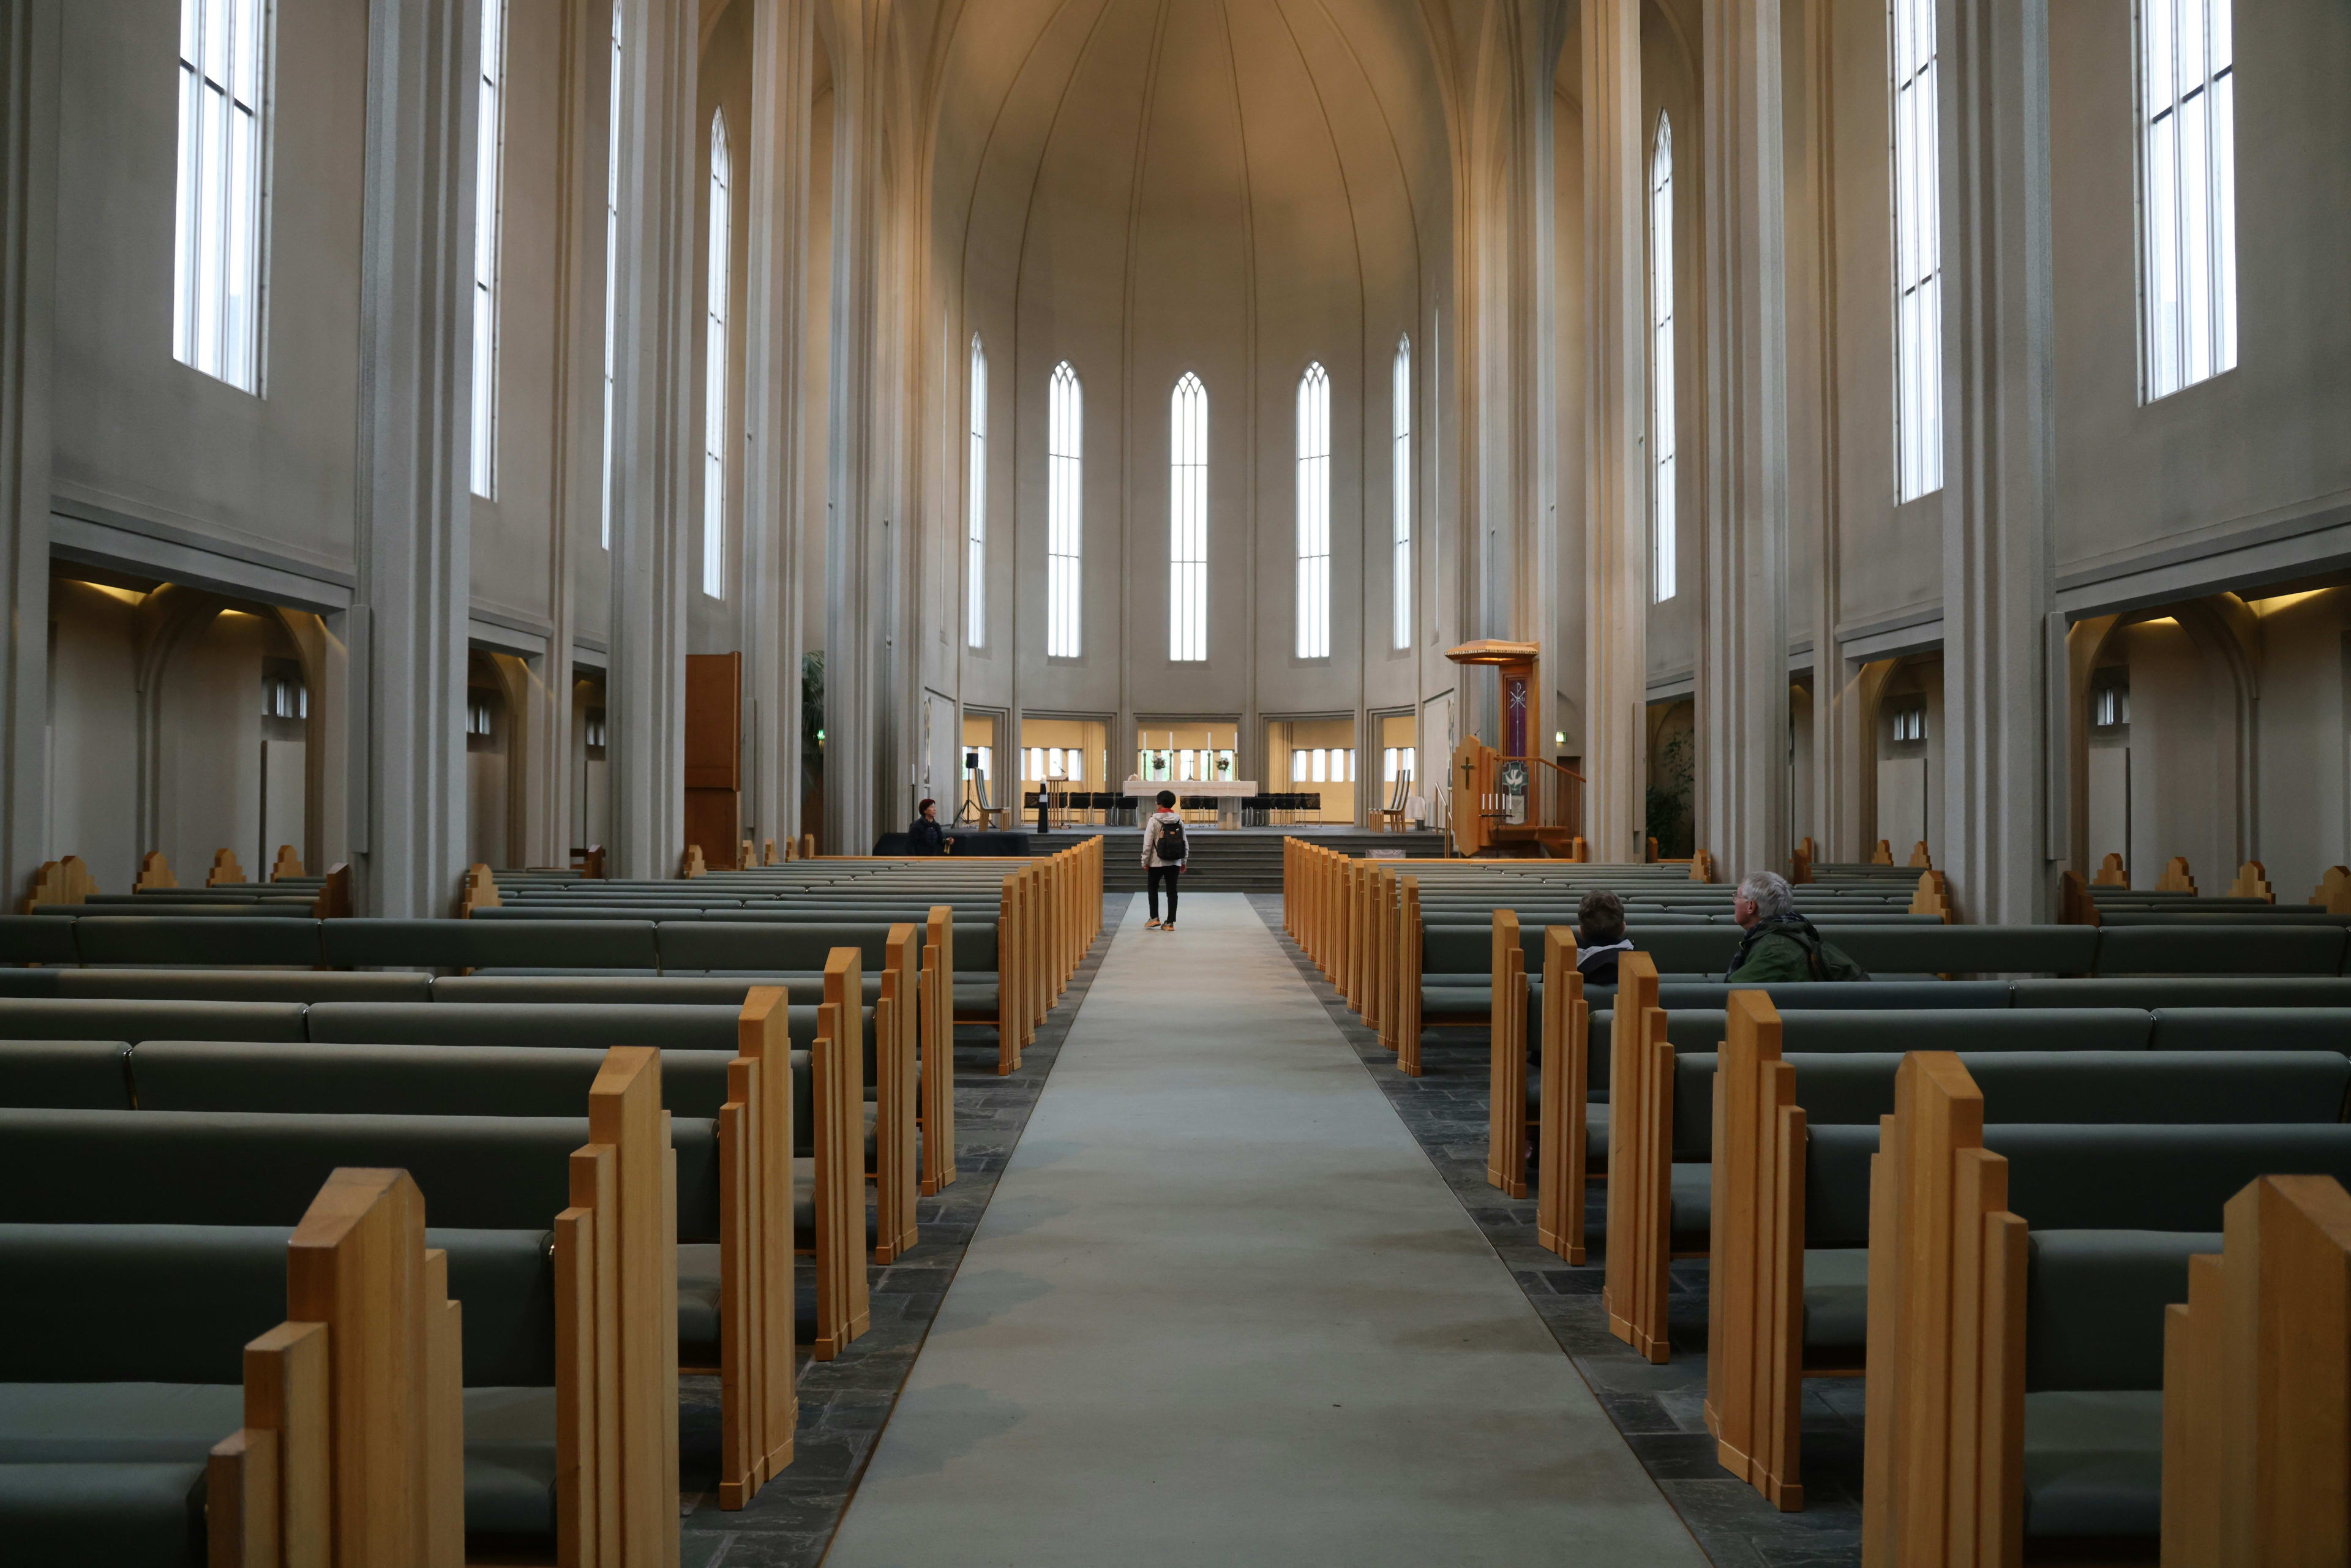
top-left (1141, 810), bottom-right (1188, 869)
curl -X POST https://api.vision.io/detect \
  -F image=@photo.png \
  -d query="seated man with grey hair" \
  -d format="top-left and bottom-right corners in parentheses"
top-left (1725, 869), bottom-right (1867, 983)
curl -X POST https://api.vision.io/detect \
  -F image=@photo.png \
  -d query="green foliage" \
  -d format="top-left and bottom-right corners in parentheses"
top-left (800, 651), bottom-right (825, 793)
top-left (1646, 726), bottom-right (1695, 858)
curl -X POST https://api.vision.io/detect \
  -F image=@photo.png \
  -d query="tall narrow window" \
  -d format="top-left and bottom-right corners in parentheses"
top-left (1295, 362), bottom-right (1332, 659)
top-left (2140, 0), bottom-right (2236, 400)
top-left (967, 337), bottom-right (986, 648)
top-left (1648, 116), bottom-right (1679, 601)
top-left (1392, 338), bottom-right (1412, 647)
top-left (1169, 373), bottom-right (1208, 662)
top-left (470, 0), bottom-right (508, 495)
top-left (599, 5), bottom-right (622, 549)
top-left (173, 0), bottom-right (268, 391)
top-left (1046, 362), bottom-right (1082, 658)
top-left (1891, 0), bottom-right (1943, 501)
top-left (700, 111), bottom-right (732, 599)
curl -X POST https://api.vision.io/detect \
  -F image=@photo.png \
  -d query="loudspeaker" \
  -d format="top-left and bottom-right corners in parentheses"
top-left (965, 750), bottom-right (980, 771)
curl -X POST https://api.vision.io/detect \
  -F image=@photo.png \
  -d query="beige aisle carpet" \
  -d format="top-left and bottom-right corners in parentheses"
top-left (821, 891), bottom-right (1709, 1567)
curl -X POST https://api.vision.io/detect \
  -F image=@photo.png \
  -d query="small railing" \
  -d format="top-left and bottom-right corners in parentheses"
top-left (1450, 740), bottom-right (1584, 856)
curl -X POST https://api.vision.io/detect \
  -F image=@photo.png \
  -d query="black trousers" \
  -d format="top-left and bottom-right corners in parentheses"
top-left (1147, 865), bottom-right (1180, 923)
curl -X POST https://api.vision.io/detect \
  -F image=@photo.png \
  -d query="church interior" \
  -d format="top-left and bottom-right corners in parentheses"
top-left (2, 0), bottom-right (2349, 1562)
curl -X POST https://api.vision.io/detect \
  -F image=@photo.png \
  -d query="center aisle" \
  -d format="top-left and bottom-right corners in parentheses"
top-left (823, 893), bottom-right (1708, 1566)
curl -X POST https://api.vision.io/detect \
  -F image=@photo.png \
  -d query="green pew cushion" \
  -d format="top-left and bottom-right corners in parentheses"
top-left (0, 999), bottom-right (306, 1043)
top-left (656, 922), bottom-right (910, 974)
top-left (1670, 1163), bottom-right (1709, 1236)
top-left (952, 980), bottom-right (1002, 1018)
top-left (0, 1042), bottom-right (131, 1109)
top-left (2020, 1389), bottom-right (2164, 1540)
top-left (129, 1041), bottom-right (739, 1120)
top-left (1807, 1123), bottom-right (2351, 1241)
top-left (1419, 982), bottom-right (1489, 1021)
top-left (436, 976), bottom-right (770, 1005)
top-left (0, 1457), bottom-right (209, 1566)
top-left (1801, 1247), bottom-right (1870, 1351)
top-left (469, 904), bottom-right (741, 918)
top-left (1779, 1050), bottom-right (2347, 1133)
top-left (1828, 924), bottom-right (2099, 976)
top-left (656, 972), bottom-right (885, 1006)
top-left (679, 1244), bottom-right (722, 1366)
top-left (59, 969), bottom-right (430, 1003)
top-left (71, 918), bottom-right (321, 969)
top-left (0, 1109), bottom-right (724, 1242)
top-left (2025, 1229), bottom-right (2216, 1394)
top-left (0, 917), bottom-right (79, 966)
top-left (457, 1387), bottom-right (560, 1539)
top-left (2095, 923), bottom-right (2349, 977)
top-left (321, 919), bottom-right (659, 972)
top-left (2150, 1007), bottom-right (2351, 1055)
top-left (307, 1001), bottom-right (743, 1051)
top-left (2015, 977), bottom-right (2351, 1008)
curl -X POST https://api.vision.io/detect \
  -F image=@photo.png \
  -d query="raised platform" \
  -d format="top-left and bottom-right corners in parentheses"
top-left (1031, 827), bottom-right (1447, 893)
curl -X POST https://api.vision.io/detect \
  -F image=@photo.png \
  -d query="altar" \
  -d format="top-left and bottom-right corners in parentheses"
top-left (1121, 777), bottom-right (1259, 825)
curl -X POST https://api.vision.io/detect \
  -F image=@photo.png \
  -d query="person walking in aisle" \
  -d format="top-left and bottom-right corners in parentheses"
top-left (1142, 789), bottom-right (1187, 930)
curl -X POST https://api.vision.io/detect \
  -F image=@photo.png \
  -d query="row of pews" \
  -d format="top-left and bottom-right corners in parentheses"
top-left (0, 842), bottom-right (1103, 1562)
top-left (1285, 842), bottom-right (2351, 1561)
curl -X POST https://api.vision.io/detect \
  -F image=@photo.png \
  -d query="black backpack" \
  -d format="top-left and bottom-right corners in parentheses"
top-left (1155, 815), bottom-right (1187, 863)
top-left (1781, 917), bottom-right (1870, 982)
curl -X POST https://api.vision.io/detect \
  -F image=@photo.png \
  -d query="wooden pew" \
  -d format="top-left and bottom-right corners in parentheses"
top-left (1602, 953), bottom-right (1674, 1362)
top-left (208, 1167), bottom-right (462, 1567)
top-left (2162, 1174), bottom-right (2351, 1564)
top-left (269, 844), bottom-right (305, 881)
top-left (1858, 1054), bottom-right (2351, 1563)
top-left (1534, 927), bottom-right (1591, 1262)
top-left (0, 1050), bottom-right (676, 1555)
top-left (921, 907), bottom-right (959, 1196)
top-left (1487, 911), bottom-right (1529, 1195)
top-left (870, 932), bottom-right (920, 1262)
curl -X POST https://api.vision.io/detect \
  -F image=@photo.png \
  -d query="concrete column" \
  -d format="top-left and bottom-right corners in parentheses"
top-left (351, 0), bottom-right (477, 916)
top-left (606, 0), bottom-right (697, 879)
top-left (1581, 0), bottom-right (1648, 863)
top-left (1697, 0), bottom-right (1791, 883)
top-left (741, 0), bottom-right (814, 861)
top-left (822, 18), bottom-right (879, 855)
top-left (0, 0), bottom-right (56, 907)
top-left (1938, 0), bottom-right (2056, 921)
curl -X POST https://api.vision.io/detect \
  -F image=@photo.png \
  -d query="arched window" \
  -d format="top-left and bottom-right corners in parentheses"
top-left (1392, 337), bottom-right (1412, 647)
top-left (1169, 373), bottom-right (1208, 662)
top-left (173, 0), bottom-right (270, 391)
top-left (1046, 362), bottom-right (1082, 658)
top-left (1648, 114), bottom-right (1678, 602)
top-left (700, 110), bottom-right (732, 599)
top-left (599, 3), bottom-right (621, 549)
top-left (2140, 0), bottom-right (2237, 399)
top-left (967, 336), bottom-right (986, 648)
top-left (1295, 362), bottom-right (1331, 660)
top-left (1891, 0), bottom-right (1943, 501)
top-left (470, 0), bottom-right (508, 496)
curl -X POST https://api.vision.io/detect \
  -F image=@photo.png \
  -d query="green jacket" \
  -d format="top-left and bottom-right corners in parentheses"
top-left (1724, 915), bottom-right (1869, 983)
top-left (1723, 928), bottom-right (1818, 983)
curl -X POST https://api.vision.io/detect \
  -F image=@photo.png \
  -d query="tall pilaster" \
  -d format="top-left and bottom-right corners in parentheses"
top-left (606, 0), bottom-right (697, 879)
top-left (1938, 0), bottom-right (2056, 921)
top-left (0, 0), bottom-right (55, 907)
top-left (351, 0), bottom-right (476, 916)
top-left (741, 0), bottom-right (814, 861)
top-left (1697, 0), bottom-right (1791, 883)
top-left (1581, 0), bottom-right (1648, 863)
top-left (823, 18), bottom-right (879, 856)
